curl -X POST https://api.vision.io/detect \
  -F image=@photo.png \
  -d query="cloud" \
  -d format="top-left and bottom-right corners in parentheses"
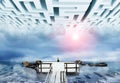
top-left (45, 49), bottom-right (120, 62)
top-left (0, 24), bottom-right (120, 62)
top-left (0, 25), bottom-right (62, 61)
top-left (0, 50), bottom-right (24, 61)
top-left (41, 29), bottom-right (120, 62)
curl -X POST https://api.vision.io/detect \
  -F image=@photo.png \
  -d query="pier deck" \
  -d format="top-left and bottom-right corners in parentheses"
top-left (49, 62), bottom-right (65, 83)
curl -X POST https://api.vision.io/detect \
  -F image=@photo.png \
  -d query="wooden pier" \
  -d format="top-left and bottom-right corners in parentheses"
top-left (22, 60), bottom-right (107, 83)
top-left (37, 62), bottom-right (80, 83)
top-left (22, 61), bottom-right (81, 83)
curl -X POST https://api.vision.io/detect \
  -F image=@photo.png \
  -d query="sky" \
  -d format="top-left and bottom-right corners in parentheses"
top-left (0, 0), bottom-right (120, 62)
top-left (0, 23), bottom-right (120, 62)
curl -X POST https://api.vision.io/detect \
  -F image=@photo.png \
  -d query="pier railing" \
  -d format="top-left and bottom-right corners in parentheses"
top-left (39, 63), bottom-right (52, 73)
top-left (39, 62), bottom-right (80, 83)
top-left (38, 62), bottom-right (80, 73)
top-left (64, 62), bottom-right (80, 73)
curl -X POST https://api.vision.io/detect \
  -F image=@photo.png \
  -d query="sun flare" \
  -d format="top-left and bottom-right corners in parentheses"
top-left (72, 34), bottom-right (79, 40)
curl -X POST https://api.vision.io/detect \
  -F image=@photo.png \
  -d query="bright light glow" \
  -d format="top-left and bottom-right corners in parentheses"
top-left (57, 30), bottom-right (96, 51)
top-left (72, 34), bottom-right (79, 40)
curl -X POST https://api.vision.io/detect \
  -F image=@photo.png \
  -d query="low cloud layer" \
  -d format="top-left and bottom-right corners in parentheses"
top-left (0, 24), bottom-right (120, 62)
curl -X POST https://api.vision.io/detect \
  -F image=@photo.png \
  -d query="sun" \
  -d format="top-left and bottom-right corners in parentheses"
top-left (72, 34), bottom-right (79, 40)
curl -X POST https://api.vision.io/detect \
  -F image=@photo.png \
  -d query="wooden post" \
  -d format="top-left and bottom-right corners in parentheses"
top-left (79, 64), bottom-right (80, 73)
top-left (75, 63), bottom-right (77, 73)
top-left (66, 63), bottom-right (67, 73)
top-left (50, 63), bottom-right (52, 72)
top-left (41, 63), bottom-right (42, 73)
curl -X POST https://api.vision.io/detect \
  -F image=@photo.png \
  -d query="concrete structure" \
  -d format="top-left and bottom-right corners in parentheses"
top-left (0, 0), bottom-right (120, 29)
